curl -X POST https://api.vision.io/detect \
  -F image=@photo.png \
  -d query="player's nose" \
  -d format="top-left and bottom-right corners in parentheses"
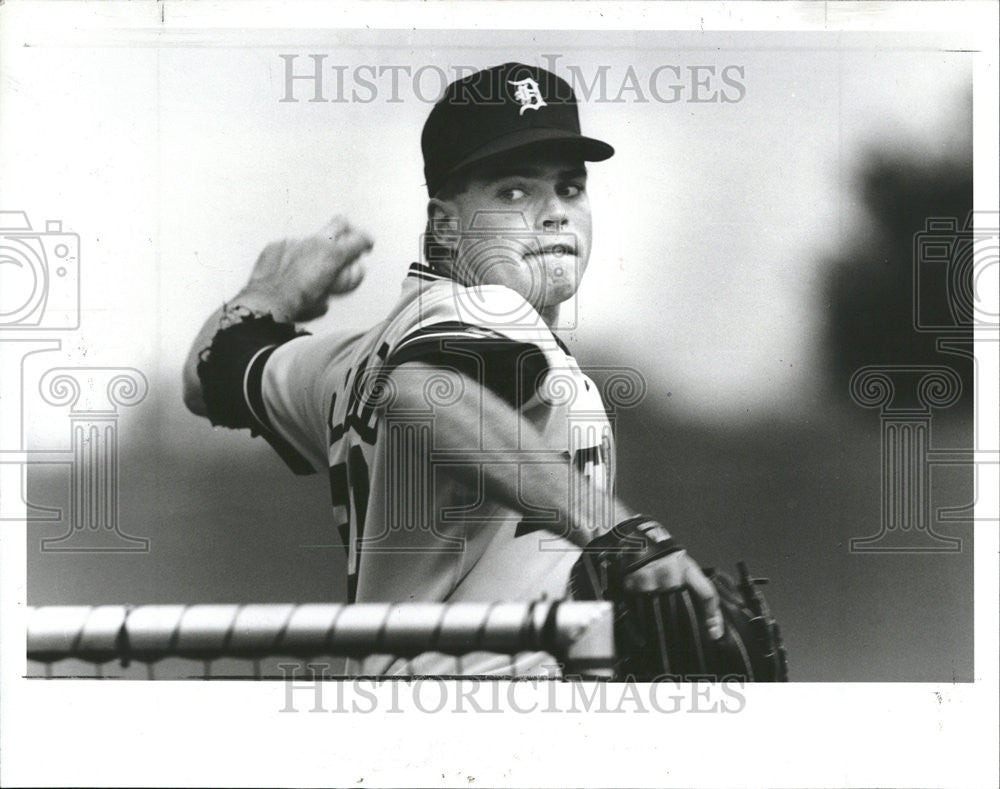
top-left (538, 195), bottom-right (569, 232)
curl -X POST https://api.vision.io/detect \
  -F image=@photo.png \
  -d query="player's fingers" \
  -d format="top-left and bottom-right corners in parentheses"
top-left (329, 227), bottom-right (375, 263)
top-left (622, 566), bottom-right (658, 593)
top-left (329, 259), bottom-right (366, 294)
top-left (320, 215), bottom-right (351, 240)
top-left (622, 551), bottom-right (686, 593)
top-left (684, 561), bottom-right (724, 640)
top-left (320, 216), bottom-right (374, 249)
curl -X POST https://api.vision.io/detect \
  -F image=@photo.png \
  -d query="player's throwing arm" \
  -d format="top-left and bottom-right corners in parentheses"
top-left (182, 216), bottom-right (372, 417)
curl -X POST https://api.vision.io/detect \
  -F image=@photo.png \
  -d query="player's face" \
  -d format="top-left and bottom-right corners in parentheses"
top-left (440, 152), bottom-right (593, 310)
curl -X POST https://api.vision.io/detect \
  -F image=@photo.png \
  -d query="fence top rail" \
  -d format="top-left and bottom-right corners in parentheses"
top-left (26, 601), bottom-right (615, 668)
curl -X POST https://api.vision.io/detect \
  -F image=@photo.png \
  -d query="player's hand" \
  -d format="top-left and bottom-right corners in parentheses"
top-left (623, 549), bottom-right (725, 640)
top-left (242, 215), bottom-right (373, 322)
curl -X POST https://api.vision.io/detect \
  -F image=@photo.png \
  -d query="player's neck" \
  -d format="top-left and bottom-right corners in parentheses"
top-left (539, 304), bottom-right (560, 329)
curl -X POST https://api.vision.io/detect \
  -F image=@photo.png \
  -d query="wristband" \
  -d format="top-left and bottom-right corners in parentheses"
top-left (587, 515), bottom-right (685, 577)
top-left (197, 311), bottom-right (307, 430)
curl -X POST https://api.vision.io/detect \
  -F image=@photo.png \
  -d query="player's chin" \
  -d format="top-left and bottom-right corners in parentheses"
top-left (525, 255), bottom-right (585, 299)
top-left (538, 275), bottom-right (582, 307)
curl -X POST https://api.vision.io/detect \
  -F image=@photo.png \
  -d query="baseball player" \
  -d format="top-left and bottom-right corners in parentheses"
top-left (183, 63), bottom-right (786, 679)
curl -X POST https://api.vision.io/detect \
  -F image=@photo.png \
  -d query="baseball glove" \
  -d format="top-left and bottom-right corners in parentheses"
top-left (569, 516), bottom-right (788, 682)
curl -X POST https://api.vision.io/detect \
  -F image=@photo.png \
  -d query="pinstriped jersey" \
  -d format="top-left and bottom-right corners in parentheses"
top-left (253, 263), bottom-right (616, 673)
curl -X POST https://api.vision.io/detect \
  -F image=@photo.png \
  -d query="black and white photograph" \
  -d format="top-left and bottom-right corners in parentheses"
top-left (1, 1), bottom-right (997, 786)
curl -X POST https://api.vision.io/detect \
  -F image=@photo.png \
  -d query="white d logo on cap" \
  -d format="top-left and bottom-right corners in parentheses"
top-left (508, 77), bottom-right (548, 115)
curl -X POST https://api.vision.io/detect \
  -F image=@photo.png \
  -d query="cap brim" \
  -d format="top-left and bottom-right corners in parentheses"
top-left (440, 128), bottom-right (614, 188)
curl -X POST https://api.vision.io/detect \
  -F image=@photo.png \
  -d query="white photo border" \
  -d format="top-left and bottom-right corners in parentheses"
top-left (1, 2), bottom-right (997, 787)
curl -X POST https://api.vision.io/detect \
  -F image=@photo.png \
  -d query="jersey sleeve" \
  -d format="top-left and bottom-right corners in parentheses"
top-left (258, 329), bottom-right (366, 473)
top-left (382, 282), bottom-right (564, 410)
top-left (386, 321), bottom-right (549, 410)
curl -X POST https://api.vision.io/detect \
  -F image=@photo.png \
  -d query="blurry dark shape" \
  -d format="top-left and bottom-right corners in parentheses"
top-left (822, 113), bottom-right (973, 408)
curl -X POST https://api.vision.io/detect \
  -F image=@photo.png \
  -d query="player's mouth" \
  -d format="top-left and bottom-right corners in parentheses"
top-left (526, 242), bottom-right (576, 258)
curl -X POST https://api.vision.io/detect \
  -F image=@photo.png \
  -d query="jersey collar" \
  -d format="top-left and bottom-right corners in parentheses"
top-left (402, 261), bottom-right (575, 357)
top-left (406, 262), bottom-right (451, 283)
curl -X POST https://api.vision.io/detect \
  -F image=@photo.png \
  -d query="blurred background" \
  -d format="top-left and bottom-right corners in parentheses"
top-left (5, 29), bottom-right (975, 681)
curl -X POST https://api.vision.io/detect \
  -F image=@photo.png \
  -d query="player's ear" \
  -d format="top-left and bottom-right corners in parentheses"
top-left (426, 198), bottom-right (460, 254)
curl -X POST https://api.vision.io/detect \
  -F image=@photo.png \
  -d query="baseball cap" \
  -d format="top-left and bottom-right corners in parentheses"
top-left (421, 62), bottom-right (614, 196)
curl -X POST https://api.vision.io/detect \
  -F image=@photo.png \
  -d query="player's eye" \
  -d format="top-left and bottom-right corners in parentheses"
top-left (498, 187), bottom-right (527, 202)
top-left (557, 182), bottom-right (585, 198)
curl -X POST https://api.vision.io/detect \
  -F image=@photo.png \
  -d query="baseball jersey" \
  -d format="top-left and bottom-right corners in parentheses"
top-left (206, 263), bottom-right (616, 674)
